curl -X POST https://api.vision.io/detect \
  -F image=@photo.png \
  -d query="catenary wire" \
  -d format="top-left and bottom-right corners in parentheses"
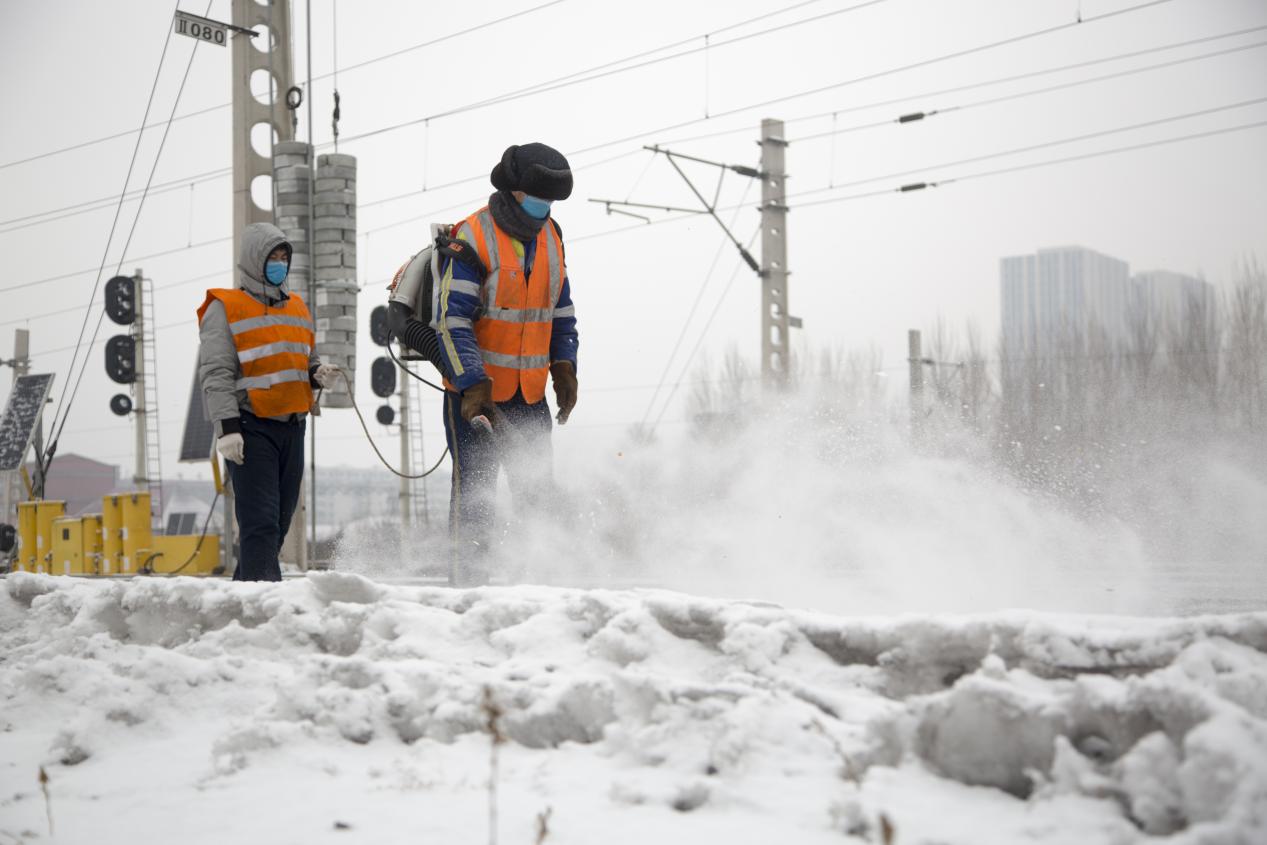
top-left (44, 4), bottom-right (180, 456)
top-left (26, 120), bottom-right (1263, 458)
top-left (0, 166), bottom-right (230, 232)
top-left (9, 20), bottom-right (1262, 236)
top-left (328, 1), bottom-right (890, 147)
top-left (348, 0), bottom-right (1199, 215)
top-left (1, 0), bottom-right (1207, 237)
top-left (782, 95), bottom-right (1267, 203)
top-left (30, 106), bottom-right (1254, 355)
top-left (0, 0), bottom-right (839, 234)
top-left (639, 179), bottom-right (756, 431)
top-left (790, 118), bottom-right (1267, 209)
top-left (0, 236), bottom-right (231, 295)
top-left (654, 23), bottom-right (1267, 147)
top-left (0, 0), bottom-right (827, 175)
top-left (697, 0), bottom-right (1182, 127)
top-left (1, 4), bottom-right (1244, 338)
top-left (0, 268), bottom-right (229, 327)
top-left (788, 39), bottom-right (1267, 143)
top-left (649, 226), bottom-right (762, 435)
top-left (412, 0), bottom-right (887, 125)
top-left (0, 0), bottom-right (569, 172)
top-left (10, 91), bottom-right (1260, 333)
top-left (46, 7), bottom-right (209, 475)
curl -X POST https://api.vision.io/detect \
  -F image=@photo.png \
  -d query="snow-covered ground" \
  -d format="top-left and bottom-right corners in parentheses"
top-left (2, 572), bottom-right (1266, 844)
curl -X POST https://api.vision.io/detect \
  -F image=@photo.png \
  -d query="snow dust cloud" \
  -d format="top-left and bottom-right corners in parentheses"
top-left (338, 379), bottom-right (1267, 617)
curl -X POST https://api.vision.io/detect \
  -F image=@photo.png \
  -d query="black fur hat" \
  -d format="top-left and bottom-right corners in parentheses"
top-left (490, 143), bottom-right (573, 200)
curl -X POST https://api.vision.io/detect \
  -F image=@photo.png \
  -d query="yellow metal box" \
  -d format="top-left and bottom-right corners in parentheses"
top-left (16, 500), bottom-right (65, 573)
top-left (81, 513), bottom-right (104, 564)
top-left (49, 515), bottom-right (105, 576)
top-left (101, 492), bottom-right (151, 575)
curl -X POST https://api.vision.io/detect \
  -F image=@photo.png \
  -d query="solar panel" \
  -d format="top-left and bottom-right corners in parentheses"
top-left (178, 360), bottom-right (216, 463)
top-left (166, 512), bottom-right (198, 534)
top-left (0, 373), bottom-right (55, 472)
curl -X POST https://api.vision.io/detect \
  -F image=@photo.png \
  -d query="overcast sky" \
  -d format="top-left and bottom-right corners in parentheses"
top-left (1, 0), bottom-right (1264, 483)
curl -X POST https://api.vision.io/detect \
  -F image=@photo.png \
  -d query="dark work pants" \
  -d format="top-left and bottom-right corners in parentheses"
top-left (442, 389), bottom-right (552, 585)
top-left (226, 412), bottom-right (306, 582)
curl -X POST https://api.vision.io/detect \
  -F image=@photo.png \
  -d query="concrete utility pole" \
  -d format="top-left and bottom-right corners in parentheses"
top-left (590, 118), bottom-right (801, 398)
top-left (232, 0), bottom-right (294, 260)
top-left (229, 0), bottom-right (298, 573)
top-left (132, 268), bottom-right (149, 491)
top-left (760, 118), bottom-right (793, 387)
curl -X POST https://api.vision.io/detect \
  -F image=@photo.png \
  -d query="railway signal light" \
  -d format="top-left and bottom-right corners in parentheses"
top-left (370, 356), bottom-right (395, 398)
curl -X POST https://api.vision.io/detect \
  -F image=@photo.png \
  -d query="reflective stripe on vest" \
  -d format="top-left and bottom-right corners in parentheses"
top-left (229, 314), bottom-right (314, 335)
top-left (452, 208), bottom-right (565, 403)
top-left (236, 369), bottom-right (311, 390)
top-left (197, 288), bottom-right (315, 417)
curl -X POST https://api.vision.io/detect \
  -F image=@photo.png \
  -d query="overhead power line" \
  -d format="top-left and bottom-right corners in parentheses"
top-left (350, 0), bottom-right (1198, 215)
top-left (791, 119), bottom-right (1267, 209)
top-left (10, 19), bottom-right (1262, 237)
top-left (784, 95), bottom-right (1267, 203)
top-left (0, 268), bottom-right (229, 328)
top-left (0, 0), bottom-right (568, 172)
top-left (0, 166), bottom-right (229, 233)
top-left (45, 5), bottom-right (181, 451)
top-left (651, 20), bottom-right (1267, 147)
top-left (23, 117), bottom-right (1267, 358)
top-left (0, 235), bottom-right (231, 295)
top-left (639, 181), bottom-right (756, 432)
top-left (788, 39), bottom-right (1267, 143)
top-left (336, 0), bottom-right (889, 145)
top-left (12, 92), bottom-right (1259, 325)
top-left (411, 0), bottom-right (890, 127)
top-left (700, 0), bottom-right (1183, 126)
top-left (2, 0), bottom-right (1199, 237)
top-left (0, 0), bottom-right (851, 232)
top-left (47, 12), bottom-right (207, 464)
top-left (0, 0), bottom-right (1225, 313)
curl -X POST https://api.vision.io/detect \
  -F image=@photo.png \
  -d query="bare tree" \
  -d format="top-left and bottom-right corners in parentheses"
top-left (1223, 258), bottom-right (1267, 430)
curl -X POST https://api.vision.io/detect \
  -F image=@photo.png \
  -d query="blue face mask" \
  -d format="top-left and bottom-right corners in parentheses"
top-left (519, 194), bottom-right (553, 220)
top-left (264, 259), bottom-right (289, 286)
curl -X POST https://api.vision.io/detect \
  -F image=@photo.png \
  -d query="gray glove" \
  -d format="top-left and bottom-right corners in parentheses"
top-left (314, 363), bottom-right (341, 388)
top-left (217, 433), bottom-right (245, 465)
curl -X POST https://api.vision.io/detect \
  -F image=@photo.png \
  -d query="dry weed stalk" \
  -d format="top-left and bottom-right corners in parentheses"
top-left (879, 811), bottom-right (896, 844)
top-left (481, 686), bottom-right (506, 845)
top-left (38, 766), bottom-right (53, 835)
top-left (534, 806), bottom-right (553, 844)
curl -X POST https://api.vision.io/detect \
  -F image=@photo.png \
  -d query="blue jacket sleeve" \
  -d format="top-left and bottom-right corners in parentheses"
top-left (550, 274), bottom-right (578, 372)
top-left (432, 226), bottom-right (488, 392)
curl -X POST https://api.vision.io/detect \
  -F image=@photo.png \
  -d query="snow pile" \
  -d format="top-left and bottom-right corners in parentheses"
top-left (2, 573), bottom-right (1266, 843)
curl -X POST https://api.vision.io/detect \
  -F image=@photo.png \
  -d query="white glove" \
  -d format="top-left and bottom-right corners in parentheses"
top-left (314, 363), bottom-right (341, 388)
top-left (217, 433), bottom-right (245, 465)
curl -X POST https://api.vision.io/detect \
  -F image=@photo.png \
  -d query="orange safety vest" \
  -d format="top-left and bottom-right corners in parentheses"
top-left (196, 288), bottom-right (315, 417)
top-left (441, 207), bottom-right (565, 403)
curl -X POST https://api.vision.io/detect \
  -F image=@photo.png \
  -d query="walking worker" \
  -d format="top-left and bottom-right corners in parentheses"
top-left (197, 222), bottom-right (338, 581)
top-left (432, 142), bottom-right (579, 585)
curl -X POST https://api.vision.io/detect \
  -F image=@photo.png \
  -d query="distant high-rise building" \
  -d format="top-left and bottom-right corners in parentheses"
top-left (1130, 269), bottom-right (1215, 336)
top-left (1000, 246), bottom-right (1132, 356)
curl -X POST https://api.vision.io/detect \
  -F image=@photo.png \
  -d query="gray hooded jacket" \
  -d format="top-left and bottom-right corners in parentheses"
top-left (199, 222), bottom-right (321, 437)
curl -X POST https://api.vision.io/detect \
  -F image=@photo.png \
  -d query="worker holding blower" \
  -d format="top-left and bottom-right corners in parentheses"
top-left (390, 142), bottom-right (579, 586)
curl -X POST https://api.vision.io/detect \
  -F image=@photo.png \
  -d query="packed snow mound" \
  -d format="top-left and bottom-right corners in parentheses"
top-left (2, 573), bottom-right (1266, 844)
